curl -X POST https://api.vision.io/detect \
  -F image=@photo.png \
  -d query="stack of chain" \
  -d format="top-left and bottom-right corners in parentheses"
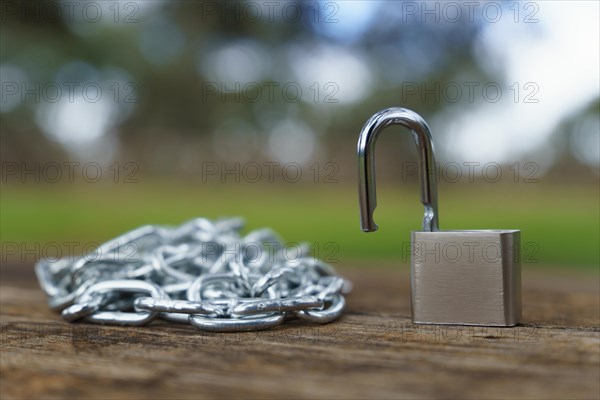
top-left (35, 217), bottom-right (351, 332)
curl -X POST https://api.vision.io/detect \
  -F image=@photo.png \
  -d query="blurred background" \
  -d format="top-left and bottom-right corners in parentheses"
top-left (1, 0), bottom-right (598, 269)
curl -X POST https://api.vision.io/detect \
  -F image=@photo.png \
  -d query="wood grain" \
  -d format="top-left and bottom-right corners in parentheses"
top-left (1, 264), bottom-right (599, 399)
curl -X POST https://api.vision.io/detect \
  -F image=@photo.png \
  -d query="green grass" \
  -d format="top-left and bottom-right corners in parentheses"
top-left (1, 180), bottom-right (598, 268)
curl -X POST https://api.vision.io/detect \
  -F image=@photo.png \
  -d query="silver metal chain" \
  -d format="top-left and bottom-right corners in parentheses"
top-left (35, 217), bottom-right (351, 332)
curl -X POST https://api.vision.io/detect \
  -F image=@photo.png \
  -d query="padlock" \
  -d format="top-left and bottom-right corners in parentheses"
top-left (357, 107), bottom-right (521, 326)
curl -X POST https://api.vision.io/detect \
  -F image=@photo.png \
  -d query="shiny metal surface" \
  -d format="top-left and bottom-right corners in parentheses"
top-left (35, 217), bottom-right (350, 332)
top-left (357, 107), bottom-right (439, 232)
top-left (133, 297), bottom-right (224, 316)
top-left (78, 280), bottom-right (168, 326)
top-left (357, 107), bottom-right (521, 327)
top-left (411, 230), bottom-right (521, 326)
top-left (231, 296), bottom-right (323, 316)
top-left (294, 294), bottom-right (346, 323)
top-left (189, 313), bottom-right (286, 332)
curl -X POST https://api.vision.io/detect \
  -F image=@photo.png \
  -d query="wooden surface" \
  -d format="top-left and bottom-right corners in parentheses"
top-left (1, 264), bottom-right (599, 400)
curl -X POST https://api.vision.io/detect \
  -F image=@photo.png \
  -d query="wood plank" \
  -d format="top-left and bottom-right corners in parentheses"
top-left (1, 264), bottom-right (599, 399)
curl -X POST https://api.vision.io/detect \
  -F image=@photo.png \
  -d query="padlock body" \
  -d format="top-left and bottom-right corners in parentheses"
top-left (411, 230), bottom-right (521, 326)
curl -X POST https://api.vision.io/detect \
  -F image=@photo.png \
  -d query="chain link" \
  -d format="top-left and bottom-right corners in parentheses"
top-left (35, 217), bottom-right (351, 332)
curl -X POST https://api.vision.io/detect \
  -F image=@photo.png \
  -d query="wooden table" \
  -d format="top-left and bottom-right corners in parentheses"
top-left (1, 264), bottom-right (599, 399)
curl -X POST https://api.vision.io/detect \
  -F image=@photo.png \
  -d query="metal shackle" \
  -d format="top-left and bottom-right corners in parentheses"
top-left (357, 107), bottom-right (439, 232)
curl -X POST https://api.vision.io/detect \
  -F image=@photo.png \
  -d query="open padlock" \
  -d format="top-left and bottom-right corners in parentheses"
top-left (357, 108), bottom-right (521, 326)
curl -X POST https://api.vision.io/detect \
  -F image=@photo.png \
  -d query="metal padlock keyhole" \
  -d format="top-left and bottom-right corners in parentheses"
top-left (357, 108), bottom-right (521, 326)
